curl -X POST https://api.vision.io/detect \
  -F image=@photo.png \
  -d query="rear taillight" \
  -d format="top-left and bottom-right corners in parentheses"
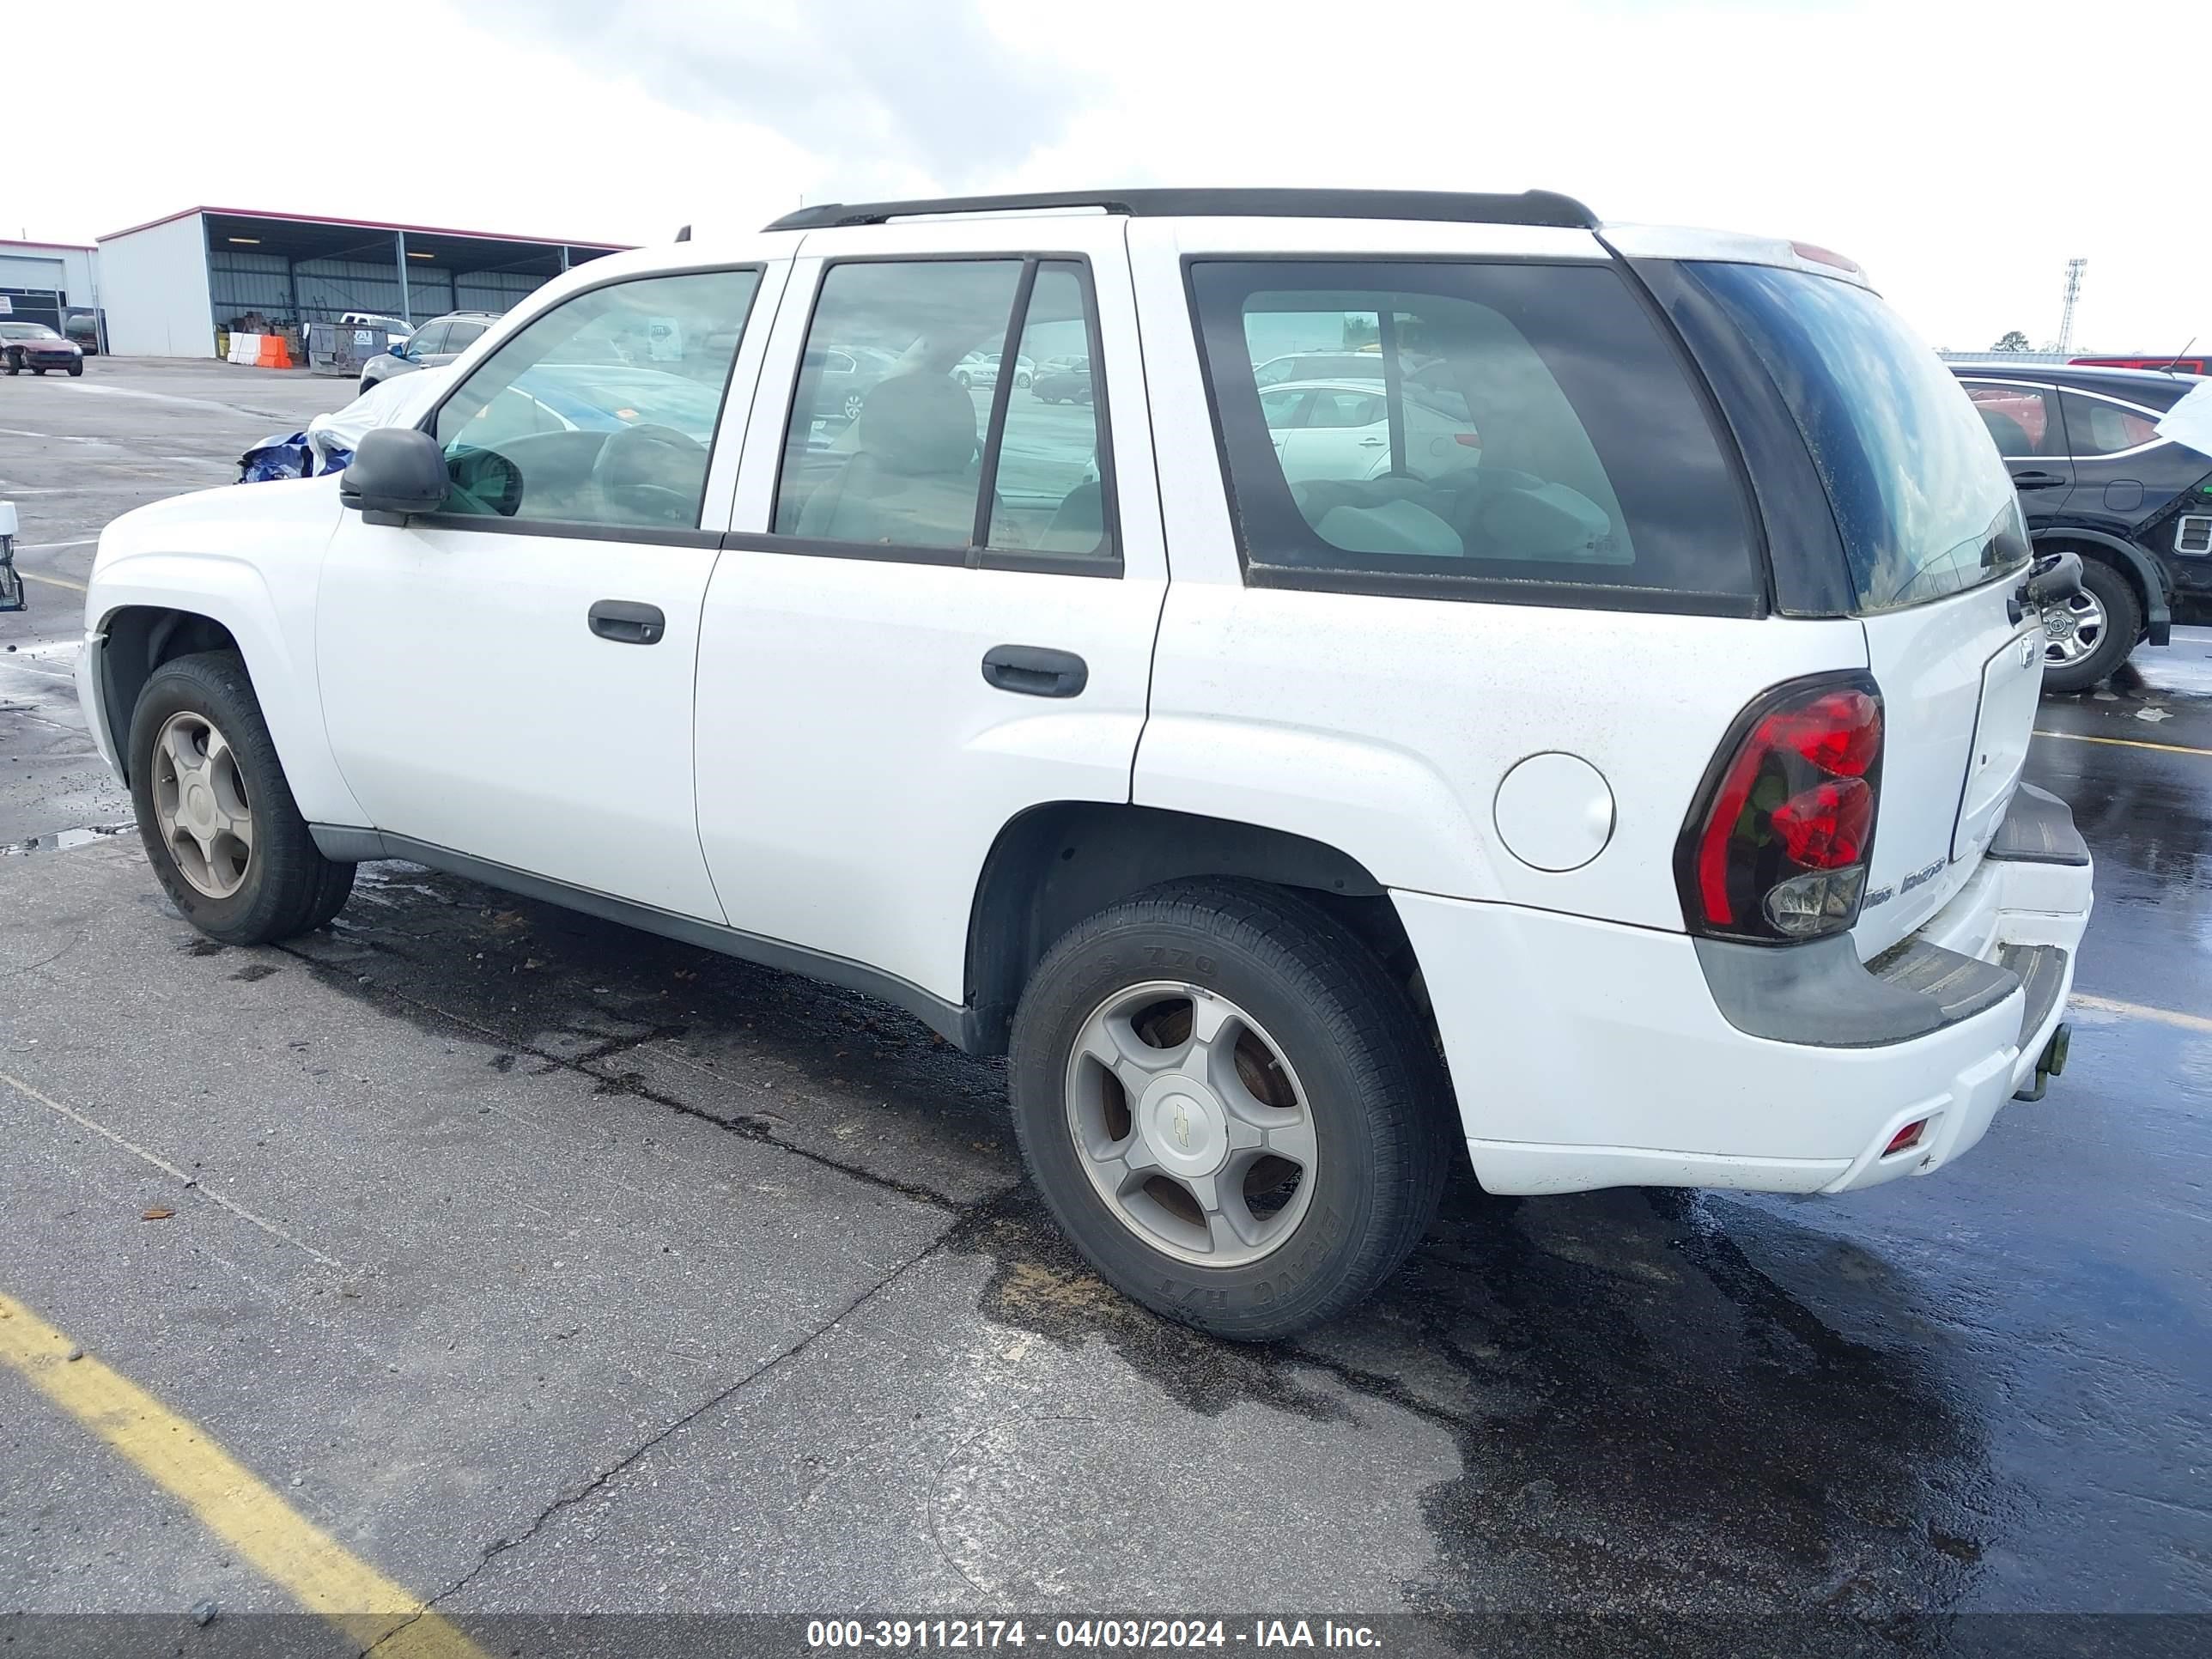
top-left (1677, 674), bottom-right (1884, 943)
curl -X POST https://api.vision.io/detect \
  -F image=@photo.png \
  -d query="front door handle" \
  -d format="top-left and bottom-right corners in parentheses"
top-left (981, 644), bottom-right (1087, 699)
top-left (588, 599), bottom-right (665, 645)
top-left (1357, 436), bottom-right (1388, 447)
top-left (2012, 471), bottom-right (2069, 489)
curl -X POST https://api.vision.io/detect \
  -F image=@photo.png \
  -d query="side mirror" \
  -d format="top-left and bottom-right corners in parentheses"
top-left (340, 427), bottom-right (449, 526)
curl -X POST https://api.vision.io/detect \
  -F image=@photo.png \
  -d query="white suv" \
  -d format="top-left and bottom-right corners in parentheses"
top-left (77, 189), bottom-right (2094, 1340)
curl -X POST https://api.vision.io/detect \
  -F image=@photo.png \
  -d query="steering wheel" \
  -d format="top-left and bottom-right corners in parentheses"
top-left (445, 444), bottom-right (524, 518)
top-left (591, 424), bottom-right (707, 526)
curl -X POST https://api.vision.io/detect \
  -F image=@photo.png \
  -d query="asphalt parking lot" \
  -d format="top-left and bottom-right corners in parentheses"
top-left (1, 358), bottom-right (2207, 1656)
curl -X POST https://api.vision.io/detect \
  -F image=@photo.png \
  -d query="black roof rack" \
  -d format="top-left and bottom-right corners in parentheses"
top-left (763, 188), bottom-right (1599, 234)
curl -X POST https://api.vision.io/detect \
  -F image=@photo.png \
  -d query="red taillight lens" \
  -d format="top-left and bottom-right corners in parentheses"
top-left (1771, 777), bottom-right (1872, 866)
top-left (1454, 432), bottom-right (1482, 447)
top-left (1680, 674), bottom-right (1885, 943)
top-left (1767, 690), bottom-right (1881, 777)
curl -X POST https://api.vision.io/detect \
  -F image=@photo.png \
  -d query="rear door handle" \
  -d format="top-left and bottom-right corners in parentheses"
top-left (1357, 436), bottom-right (1388, 447)
top-left (981, 644), bottom-right (1087, 699)
top-left (588, 599), bottom-right (665, 645)
top-left (2012, 471), bottom-right (2069, 489)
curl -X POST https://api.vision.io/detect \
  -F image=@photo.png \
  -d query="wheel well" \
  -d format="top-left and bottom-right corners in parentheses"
top-left (98, 607), bottom-right (240, 783)
top-left (963, 803), bottom-right (1415, 1057)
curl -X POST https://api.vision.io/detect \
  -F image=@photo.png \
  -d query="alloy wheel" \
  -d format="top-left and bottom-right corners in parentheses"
top-left (2041, 590), bottom-right (2106, 665)
top-left (1063, 981), bottom-right (1318, 1267)
top-left (150, 710), bottom-right (254, 898)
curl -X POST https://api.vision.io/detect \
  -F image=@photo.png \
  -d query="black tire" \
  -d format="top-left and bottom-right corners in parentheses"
top-left (31, 367), bottom-right (46, 376)
top-left (2041, 557), bottom-right (2142, 694)
top-left (1009, 880), bottom-right (1454, 1341)
top-left (128, 651), bottom-right (356, 945)
top-left (3, 351), bottom-right (17, 375)
top-left (67, 362), bottom-right (83, 376)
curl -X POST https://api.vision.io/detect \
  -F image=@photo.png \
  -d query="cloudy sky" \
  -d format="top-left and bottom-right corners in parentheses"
top-left (15, 0), bottom-right (2207, 352)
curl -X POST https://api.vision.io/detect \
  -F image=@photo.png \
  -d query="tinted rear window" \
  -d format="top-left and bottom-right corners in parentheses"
top-left (1690, 263), bottom-right (2027, 614)
top-left (1190, 260), bottom-right (1761, 611)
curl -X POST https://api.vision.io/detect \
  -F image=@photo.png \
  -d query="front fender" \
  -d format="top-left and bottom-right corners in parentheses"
top-left (88, 486), bottom-right (368, 826)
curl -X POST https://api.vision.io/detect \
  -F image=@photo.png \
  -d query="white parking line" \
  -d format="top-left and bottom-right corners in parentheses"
top-left (0, 1072), bottom-right (343, 1267)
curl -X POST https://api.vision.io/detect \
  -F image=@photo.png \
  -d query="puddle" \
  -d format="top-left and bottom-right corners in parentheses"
top-left (2, 821), bottom-right (131, 856)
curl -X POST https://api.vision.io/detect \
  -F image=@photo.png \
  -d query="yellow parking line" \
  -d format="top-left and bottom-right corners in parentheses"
top-left (2070, 994), bottom-right (2212, 1035)
top-left (19, 569), bottom-right (86, 592)
top-left (0, 1291), bottom-right (488, 1659)
top-left (2033, 728), bottom-right (2212, 758)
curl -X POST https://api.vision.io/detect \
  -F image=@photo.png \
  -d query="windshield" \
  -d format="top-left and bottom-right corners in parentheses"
top-left (0, 323), bottom-right (62, 342)
top-left (1690, 262), bottom-right (2027, 613)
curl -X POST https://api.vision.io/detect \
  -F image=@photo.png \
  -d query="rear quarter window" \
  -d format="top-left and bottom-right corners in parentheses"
top-left (1689, 262), bottom-right (2027, 614)
top-left (1188, 259), bottom-right (1763, 613)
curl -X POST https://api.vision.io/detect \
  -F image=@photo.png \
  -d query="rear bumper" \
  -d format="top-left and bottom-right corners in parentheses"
top-left (1398, 786), bottom-right (2094, 1197)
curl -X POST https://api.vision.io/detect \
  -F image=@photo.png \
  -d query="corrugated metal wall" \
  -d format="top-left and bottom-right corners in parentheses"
top-left (208, 247), bottom-right (556, 326)
top-left (455, 270), bottom-right (544, 313)
top-left (294, 258), bottom-right (411, 319)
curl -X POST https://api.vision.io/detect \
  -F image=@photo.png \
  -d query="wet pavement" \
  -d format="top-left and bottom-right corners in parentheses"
top-left (0, 362), bottom-right (2207, 1651)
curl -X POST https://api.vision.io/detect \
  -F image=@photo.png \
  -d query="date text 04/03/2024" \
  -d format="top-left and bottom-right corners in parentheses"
top-left (805, 1619), bottom-right (1383, 1650)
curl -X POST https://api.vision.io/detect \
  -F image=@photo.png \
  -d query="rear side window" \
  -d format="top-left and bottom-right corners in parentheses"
top-left (1189, 260), bottom-right (1760, 611)
top-left (1691, 262), bottom-right (2027, 614)
top-left (2060, 391), bottom-right (2161, 456)
top-left (774, 258), bottom-right (1115, 568)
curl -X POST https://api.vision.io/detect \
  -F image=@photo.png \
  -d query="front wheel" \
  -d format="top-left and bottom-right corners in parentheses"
top-left (31, 367), bottom-right (46, 376)
top-left (67, 362), bottom-right (83, 377)
top-left (1009, 882), bottom-right (1454, 1341)
top-left (2040, 557), bottom-right (2141, 693)
top-left (128, 651), bottom-right (355, 945)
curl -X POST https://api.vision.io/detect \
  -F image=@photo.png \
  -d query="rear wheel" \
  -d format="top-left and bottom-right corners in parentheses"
top-left (2040, 557), bottom-right (2141, 693)
top-left (1009, 881), bottom-right (1453, 1341)
top-left (128, 651), bottom-right (356, 945)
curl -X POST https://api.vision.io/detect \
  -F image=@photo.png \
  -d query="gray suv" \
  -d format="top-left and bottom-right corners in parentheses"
top-left (357, 311), bottom-right (499, 397)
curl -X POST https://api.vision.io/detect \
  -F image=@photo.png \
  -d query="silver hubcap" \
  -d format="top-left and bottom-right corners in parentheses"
top-left (1063, 982), bottom-right (1317, 1267)
top-left (150, 711), bottom-right (254, 898)
top-left (2042, 591), bottom-right (2106, 665)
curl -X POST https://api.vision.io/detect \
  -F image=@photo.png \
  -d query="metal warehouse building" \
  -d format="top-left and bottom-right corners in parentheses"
top-left (0, 239), bottom-right (100, 336)
top-left (94, 208), bottom-right (628, 359)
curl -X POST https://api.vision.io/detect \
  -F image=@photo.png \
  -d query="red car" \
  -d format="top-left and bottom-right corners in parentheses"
top-left (0, 321), bottom-right (86, 375)
top-left (2072, 354), bottom-right (2212, 375)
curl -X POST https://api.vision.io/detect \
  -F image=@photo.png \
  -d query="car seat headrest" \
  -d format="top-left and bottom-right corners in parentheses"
top-left (857, 374), bottom-right (978, 477)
